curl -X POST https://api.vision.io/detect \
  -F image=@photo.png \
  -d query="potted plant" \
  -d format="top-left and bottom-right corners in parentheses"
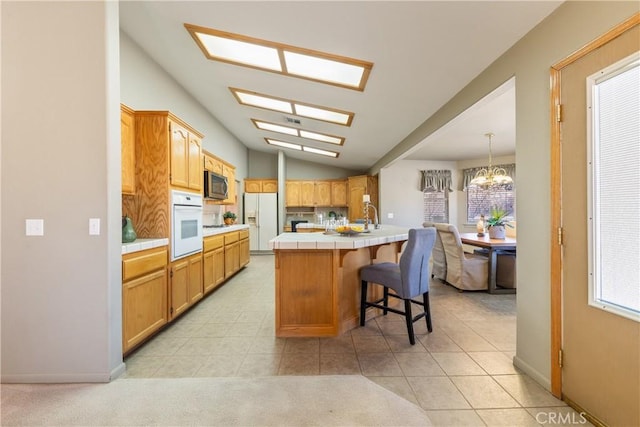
top-left (485, 207), bottom-right (512, 239)
top-left (223, 211), bottom-right (237, 225)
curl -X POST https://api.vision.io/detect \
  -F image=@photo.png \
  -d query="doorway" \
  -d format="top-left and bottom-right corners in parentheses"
top-left (550, 14), bottom-right (639, 426)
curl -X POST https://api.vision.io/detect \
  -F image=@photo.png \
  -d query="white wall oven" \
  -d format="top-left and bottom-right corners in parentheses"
top-left (171, 190), bottom-right (203, 261)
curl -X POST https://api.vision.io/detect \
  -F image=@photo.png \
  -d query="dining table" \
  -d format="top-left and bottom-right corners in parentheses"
top-left (459, 232), bottom-right (517, 294)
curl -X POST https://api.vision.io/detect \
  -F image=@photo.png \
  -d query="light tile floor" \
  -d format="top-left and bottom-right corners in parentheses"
top-left (124, 254), bottom-right (589, 426)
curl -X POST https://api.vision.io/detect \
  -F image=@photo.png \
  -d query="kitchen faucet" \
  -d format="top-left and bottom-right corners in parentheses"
top-left (364, 202), bottom-right (380, 230)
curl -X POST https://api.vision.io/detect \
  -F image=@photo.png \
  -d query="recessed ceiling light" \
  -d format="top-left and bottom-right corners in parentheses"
top-left (185, 24), bottom-right (373, 91)
top-left (265, 138), bottom-right (339, 158)
top-left (231, 88), bottom-right (354, 126)
top-left (265, 138), bottom-right (302, 151)
top-left (252, 119), bottom-right (345, 145)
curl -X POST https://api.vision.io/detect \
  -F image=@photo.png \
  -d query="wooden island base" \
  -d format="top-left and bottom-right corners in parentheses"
top-left (274, 239), bottom-right (406, 337)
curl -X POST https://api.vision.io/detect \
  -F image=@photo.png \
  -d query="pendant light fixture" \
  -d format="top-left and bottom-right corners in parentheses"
top-left (469, 132), bottom-right (513, 188)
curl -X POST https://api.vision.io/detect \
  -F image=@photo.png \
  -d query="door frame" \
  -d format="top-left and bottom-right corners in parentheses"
top-left (549, 12), bottom-right (640, 398)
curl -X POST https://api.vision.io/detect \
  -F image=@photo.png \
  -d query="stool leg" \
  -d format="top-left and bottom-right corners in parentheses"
top-left (423, 291), bottom-right (433, 333)
top-left (404, 299), bottom-right (415, 345)
top-left (360, 280), bottom-right (368, 326)
top-left (383, 287), bottom-right (389, 315)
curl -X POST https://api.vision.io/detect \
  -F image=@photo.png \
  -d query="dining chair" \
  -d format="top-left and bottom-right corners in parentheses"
top-left (437, 224), bottom-right (489, 291)
top-left (359, 228), bottom-right (436, 345)
top-left (422, 221), bottom-right (447, 281)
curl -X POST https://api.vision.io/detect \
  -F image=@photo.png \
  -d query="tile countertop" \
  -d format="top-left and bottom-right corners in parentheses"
top-left (269, 225), bottom-right (409, 250)
top-left (122, 238), bottom-right (169, 255)
top-left (203, 223), bottom-right (249, 237)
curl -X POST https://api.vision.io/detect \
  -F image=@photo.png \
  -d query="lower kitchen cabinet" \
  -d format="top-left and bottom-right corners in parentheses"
top-left (122, 246), bottom-right (168, 354)
top-left (203, 235), bottom-right (225, 294)
top-left (169, 252), bottom-right (203, 320)
top-left (239, 229), bottom-right (250, 267)
top-left (224, 231), bottom-right (240, 278)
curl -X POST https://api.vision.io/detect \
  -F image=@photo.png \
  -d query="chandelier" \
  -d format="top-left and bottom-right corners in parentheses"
top-left (469, 132), bottom-right (513, 188)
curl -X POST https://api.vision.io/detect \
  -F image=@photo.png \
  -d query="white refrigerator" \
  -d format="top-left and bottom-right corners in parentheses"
top-left (244, 193), bottom-right (278, 251)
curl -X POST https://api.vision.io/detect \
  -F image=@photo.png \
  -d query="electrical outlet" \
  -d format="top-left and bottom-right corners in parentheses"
top-left (387, 213), bottom-right (394, 219)
top-left (89, 218), bottom-right (100, 235)
top-left (26, 219), bottom-right (44, 236)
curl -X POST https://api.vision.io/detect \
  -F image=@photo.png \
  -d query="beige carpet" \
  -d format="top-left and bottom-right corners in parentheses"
top-left (1, 375), bottom-right (432, 426)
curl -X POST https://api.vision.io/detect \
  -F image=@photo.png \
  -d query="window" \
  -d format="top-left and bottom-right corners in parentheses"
top-left (421, 170), bottom-right (452, 223)
top-left (587, 52), bottom-right (640, 322)
top-left (423, 191), bottom-right (448, 223)
top-left (466, 186), bottom-right (515, 223)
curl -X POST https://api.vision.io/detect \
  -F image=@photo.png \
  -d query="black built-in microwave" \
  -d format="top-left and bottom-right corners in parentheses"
top-left (203, 171), bottom-right (228, 200)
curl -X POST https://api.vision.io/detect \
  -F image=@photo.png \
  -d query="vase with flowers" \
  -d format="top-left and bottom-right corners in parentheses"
top-left (485, 207), bottom-right (513, 239)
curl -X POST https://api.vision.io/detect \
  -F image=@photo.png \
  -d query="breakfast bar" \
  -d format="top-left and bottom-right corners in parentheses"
top-left (269, 225), bottom-right (410, 337)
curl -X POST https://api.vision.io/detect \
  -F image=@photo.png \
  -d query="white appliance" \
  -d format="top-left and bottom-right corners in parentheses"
top-left (171, 190), bottom-right (203, 261)
top-left (244, 193), bottom-right (278, 251)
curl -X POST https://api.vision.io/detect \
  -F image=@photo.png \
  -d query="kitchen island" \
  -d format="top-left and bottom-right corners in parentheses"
top-left (269, 225), bottom-right (409, 337)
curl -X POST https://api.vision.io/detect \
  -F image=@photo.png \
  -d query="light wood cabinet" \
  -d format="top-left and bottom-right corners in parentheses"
top-left (224, 231), bottom-right (241, 278)
top-left (245, 179), bottom-right (278, 193)
top-left (122, 246), bottom-right (168, 354)
top-left (331, 180), bottom-right (348, 206)
top-left (348, 175), bottom-right (378, 222)
top-left (239, 229), bottom-right (250, 267)
top-left (121, 105), bottom-right (136, 195)
top-left (223, 165), bottom-right (236, 204)
top-left (285, 179), bottom-right (347, 207)
top-left (285, 181), bottom-right (302, 207)
top-left (169, 252), bottom-right (203, 320)
top-left (170, 120), bottom-right (202, 191)
top-left (204, 155), bottom-right (223, 175)
top-left (203, 235), bottom-right (225, 294)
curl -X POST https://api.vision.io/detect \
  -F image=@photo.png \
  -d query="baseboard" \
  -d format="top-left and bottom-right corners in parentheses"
top-left (1, 371), bottom-right (112, 384)
top-left (110, 362), bottom-right (126, 380)
top-left (512, 355), bottom-right (551, 391)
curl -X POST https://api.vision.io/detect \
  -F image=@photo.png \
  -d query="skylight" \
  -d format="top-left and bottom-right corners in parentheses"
top-left (185, 24), bottom-right (373, 91)
top-left (231, 88), bottom-right (354, 126)
top-left (252, 119), bottom-right (345, 145)
top-left (265, 138), bottom-right (339, 158)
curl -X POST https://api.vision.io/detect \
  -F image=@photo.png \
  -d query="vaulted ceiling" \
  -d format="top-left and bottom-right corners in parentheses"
top-left (120, 1), bottom-right (562, 171)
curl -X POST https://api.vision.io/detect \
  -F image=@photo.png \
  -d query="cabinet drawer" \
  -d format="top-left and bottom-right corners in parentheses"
top-left (123, 247), bottom-right (167, 282)
top-left (204, 235), bottom-right (224, 252)
top-left (239, 229), bottom-right (249, 240)
top-left (224, 231), bottom-right (239, 244)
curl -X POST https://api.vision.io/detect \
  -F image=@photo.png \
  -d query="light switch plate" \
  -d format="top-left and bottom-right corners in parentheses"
top-left (26, 219), bottom-right (44, 236)
top-left (89, 218), bottom-right (100, 235)
top-left (387, 213), bottom-right (394, 219)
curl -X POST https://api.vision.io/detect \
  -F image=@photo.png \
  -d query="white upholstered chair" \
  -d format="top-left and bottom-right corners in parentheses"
top-left (437, 224), bottom-right (489, 291)
top-left (422, 221), bottom-right (447, 281)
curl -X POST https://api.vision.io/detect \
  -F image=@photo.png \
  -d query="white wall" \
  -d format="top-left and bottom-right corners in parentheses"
top-left (286, 156), bottom-right (362, 179)
top-left (119, 32), bottom-right (248, 182)
top-left (1, 1), bottom-right (123, 382)
top-left (371, 2), bottom-right (639, 390)
top-left (379, 159), bottom-right (458, 228)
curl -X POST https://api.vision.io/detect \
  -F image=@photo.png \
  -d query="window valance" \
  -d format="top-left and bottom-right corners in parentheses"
top-left (420, 170), bottom-right (452, 193)
top-left (462, 163), bottom-right (516, 190)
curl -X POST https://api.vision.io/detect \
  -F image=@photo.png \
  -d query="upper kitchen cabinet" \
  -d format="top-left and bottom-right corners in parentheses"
top-left (244, 179), bottom-right (277, 193)
top-left (203, 150), bottom-right (236, 205)
top-left (330, 180), bottom-right (348, 206)
top-left (348, 175), bottom-right (378, 222)
top-left (169, 120), bottom-right (202, 191)
top-left (121, 104), bottom-right (136, 195)
top-left (285, 179), bottom-right (347, 207)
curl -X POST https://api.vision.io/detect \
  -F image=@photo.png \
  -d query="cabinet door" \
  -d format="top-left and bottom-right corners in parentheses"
top-left (314, 181), bottom-right (332, 206)
top-left (188, 135), bottom-right (202, 191)
top-left (213, 247), bottom-right (225, 286)
top-left (240, 238), bottom-right (250, 267)
top-left (225, 166), bottom-right (236, 204)
top-left (301, 181), bottom-right (316, 206)
top-left (245, 180), bottom-right (262, 193)
top-left (188, 254), bottom-right (203, 304)
top-left (331, 181), bottom-right (348, 206)
top-left (121, 107), bottom-right (136, 195)
top-left (203, 250), bottom-right (215, 294)
top-left (170, 121), bottom-right (190, 189)
top-left (349, 186), bottom-right (366, 223)
top-left (285, 181), bottom-right (301, 207)
top-left (225, 242), bottom-right (240, 278)
top-left (122, 269), bottom-right (167, 353)
top-left (262, 180), bottom-right (278, 193)
top-left (169, 258), bottom-right (189, 319)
